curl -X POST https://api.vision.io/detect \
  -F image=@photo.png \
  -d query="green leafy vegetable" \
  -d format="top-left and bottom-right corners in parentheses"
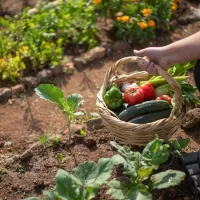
top-left (35, 84), bottom-right (84, 139)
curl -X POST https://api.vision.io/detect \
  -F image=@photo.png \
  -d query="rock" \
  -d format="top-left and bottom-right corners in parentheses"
top-left (20, 76), bottom-right (38, 88)
top-left (86, 118), bottom-right (104, 131)
top-left (20, 149), bottom-right (33, 161)
top-left (0, 88), bottom-right (12, 103)
top-left (11, 84), bottom-right (25, 96)
top-left (51, 65), bottom-right (63, 76)
top-left (112, 41), bottom-right (131, 52)
top-left (74, 57), bottom-right (87, 70)
top-left (37, 69), bottom-right (53, 82)
top-left (63, 62), bottom-right (75, 75)
top-left (84, 47), bottom-right (106, 63)
top-left (1, 1), bottom-right (24, 16)
top-left (181, 108), bottom-right (200, 129)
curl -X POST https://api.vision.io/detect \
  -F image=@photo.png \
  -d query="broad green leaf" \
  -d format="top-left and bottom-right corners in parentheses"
top-left (84, 186), bottom-right (99, 200)
top-left (35, 84), bottom-right (64, 106)
top-left (142, 137), bottom-right (169, 166)
top-left (23, 198), bottom-right (41, 200)
top-left (43, 191), bottom-right (61, 200)
top-left (128, 184), bottom-right (152, 200)
top-left (66, 94), bottom-right (84, 112)
top-left (107, 180), bottom-right (130, 200)
top-left (138, 166), bottom-right (153, 181)
top-left (178, 138), bottom-right (190, 149)
top-left (72, 161), bottom-right (97, 185)
top-left (55, 169), bottom-right (78, 200)
top-left (151, 170), bottom-right (185, 190)
top-left (94, 155), bottom-right (125, 186)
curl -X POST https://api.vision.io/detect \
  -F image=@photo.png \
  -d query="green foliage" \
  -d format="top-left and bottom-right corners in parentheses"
top-left (35, 84), bottom-right (84, 139)
top-left (0, 0), bottom-right (97, 81)
top-left (108, 138), bottom-right (186, 200)
top-left (24, 155), bottom-right (124, 200)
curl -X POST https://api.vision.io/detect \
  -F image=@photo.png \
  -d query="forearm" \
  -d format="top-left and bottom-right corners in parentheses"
top-left (163, 31), bottom-right (200, 66)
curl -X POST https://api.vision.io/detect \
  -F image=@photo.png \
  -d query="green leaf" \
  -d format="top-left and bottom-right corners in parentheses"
top-left (35, 84), bottom-right (64, 106)
top-left (72, 161), bottom-right (97, 185)
top-left (142, 137), bottom-right (169, 166)
top-left (107, 180), bottom-right (130, 200)
top-left (43, 191), bottom-right (61, 200)
top-left (55, 169), bottom-right (78, 200)
top-left (178, 138), bottom-right (190, 149)
top-left (94, 155), bottom-right (125, 186)
top-left (128, 185), bottom-right (152, 200)
top-left (138, 166), bottom-right (153, 181)
top-left (151, 170), bottom-right (185, 190)
top-left (66, 94), bottom-right (84, 112)
top-left (171, 140), bottom-right (181, 151)
top-left (23, 198), bottom-right (41, 200)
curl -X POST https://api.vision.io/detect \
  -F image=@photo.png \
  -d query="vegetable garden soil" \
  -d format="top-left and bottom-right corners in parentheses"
top-left (1, 18), bottom-right (200, 200)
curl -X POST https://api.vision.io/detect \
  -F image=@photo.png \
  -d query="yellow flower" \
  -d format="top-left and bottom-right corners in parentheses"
top-left (139, 22), bottom-right (148, 29)
top-left (148, 20), bottom-right (156, 27)
top-left (116, 17), bottom-right (121, 21)
top-left (171, 3), bottom-right (177, 11)
top-left (121, 16), bottom-right (130, 23)
top-left (142, 8), bottom-right (152, 17)
top-left (22, 46), bottom-right (29, 54)
top-left (93, 0), bottom-right (102, 5)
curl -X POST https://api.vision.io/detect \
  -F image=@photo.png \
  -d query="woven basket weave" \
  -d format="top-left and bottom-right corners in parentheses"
top-left (96, 56), bottom-right (188, 146)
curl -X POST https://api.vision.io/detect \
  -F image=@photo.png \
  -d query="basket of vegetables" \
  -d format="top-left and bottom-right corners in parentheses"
top-left (96, 56), bottom-right (197, 146)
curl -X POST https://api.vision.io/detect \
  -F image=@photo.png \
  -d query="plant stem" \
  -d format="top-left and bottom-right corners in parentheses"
top-left (65, 114), bottom-right (71, 140)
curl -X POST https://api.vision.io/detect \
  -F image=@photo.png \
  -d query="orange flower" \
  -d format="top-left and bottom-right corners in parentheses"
top-left (142, 8), bottom-right (152, 17)
top-left (175, 0), bottom-right (179, 2)
top-left (121, 16), bottom-right (130, 22)
top-left (139, 22), bottom-right (148, 29)
top-left (116, 16), bottom-right (121, 21)
top-left (172, 3), bottom-right (177, 11)
top-left (148, 20), bottom-right (156, 27)
top-left (132, 0), bottom-right (137, 2)
top-left (93, 0), bottom-right (102, 4)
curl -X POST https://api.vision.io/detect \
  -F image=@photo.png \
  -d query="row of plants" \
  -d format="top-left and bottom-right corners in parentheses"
top-left (25, 135), bottom-right (189, 200)
top-left (0, 0), bottom-right (180, 82)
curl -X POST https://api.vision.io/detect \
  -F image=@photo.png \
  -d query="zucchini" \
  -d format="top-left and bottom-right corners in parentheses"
top-left (129, 109), bottom-right (171, 124)
top-left (118, 100), bottom-right (170, 122)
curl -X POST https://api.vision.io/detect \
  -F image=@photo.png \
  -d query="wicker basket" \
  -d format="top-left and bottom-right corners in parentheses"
top-left (96, 56), bottom-right (188, 146)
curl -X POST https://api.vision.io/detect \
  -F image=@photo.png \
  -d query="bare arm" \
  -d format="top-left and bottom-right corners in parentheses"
top-left (134, 31), bottom-right (200, 74)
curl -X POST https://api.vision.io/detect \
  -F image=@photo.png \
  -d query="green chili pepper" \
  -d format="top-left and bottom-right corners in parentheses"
top-left (104, 84), bottom-right (123, 110)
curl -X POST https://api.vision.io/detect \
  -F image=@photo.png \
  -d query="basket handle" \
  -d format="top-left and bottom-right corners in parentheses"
top-left (109, 56), bottom-right (184, 117)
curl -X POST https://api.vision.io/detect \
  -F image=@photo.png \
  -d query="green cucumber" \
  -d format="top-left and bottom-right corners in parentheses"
top-left (129, 109), bottom-right (171, 124)
top-left (118, 100), bottom-right (170, 122)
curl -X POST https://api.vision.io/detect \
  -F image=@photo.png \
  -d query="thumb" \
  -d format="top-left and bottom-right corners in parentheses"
top-left (134, 49), bottom-right (146, 57)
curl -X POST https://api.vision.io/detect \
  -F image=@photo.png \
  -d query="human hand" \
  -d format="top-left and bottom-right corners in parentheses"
top-left (134, 47), bottom-right (170, 75)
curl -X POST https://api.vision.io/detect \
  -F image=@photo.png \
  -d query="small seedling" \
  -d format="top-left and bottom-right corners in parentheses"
top-left (35, 84), bottom-right (84, 140)
top-left (80, 129), bottom-right (87, 136)
top-left (56, 153), bottom-right (65, 164)
top-left (38, 135), bottom-right (50, 145)
top-left (0, 168), bottom-right (8, 174)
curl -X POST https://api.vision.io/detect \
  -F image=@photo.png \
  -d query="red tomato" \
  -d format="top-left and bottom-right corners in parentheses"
top-left (139, 83), bottom-right (155, 100)
top-left (124, 86), bottom-right (144, 106)
top-left (160, 95), bottom-right (172, 104)
top-left (156, 95), bottom-right (172, 104)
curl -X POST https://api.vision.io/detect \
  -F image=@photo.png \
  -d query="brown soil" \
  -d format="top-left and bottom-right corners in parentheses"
top-left (1, 3), bottom-right (200, 200)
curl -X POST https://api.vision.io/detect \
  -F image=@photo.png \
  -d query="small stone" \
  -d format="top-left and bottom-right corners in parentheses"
top-left (20, 76), bottom-right (38, 88)
top-left (37, 69), bottom-right (53, 83)
top-left (74, 57), bottom-right (87, 70)
top-left (4, 141), bottom-right (12, 147)
top-left (11, 84), bottom-right (25, 96)
top-left (51, 65), bottom-right (63, 76)
top-left (86, 118), bottom-right (104, 131)
top-left (0, 88), bottom-right (12, 103)
top-left (181, 108), bottom-right (200, 129)
top-left (112, 41), bottom-right (131, 52)
top-left (83, 47), bottom-right (106, 63)
top-left (20, 150), bottom-right (33, 161)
